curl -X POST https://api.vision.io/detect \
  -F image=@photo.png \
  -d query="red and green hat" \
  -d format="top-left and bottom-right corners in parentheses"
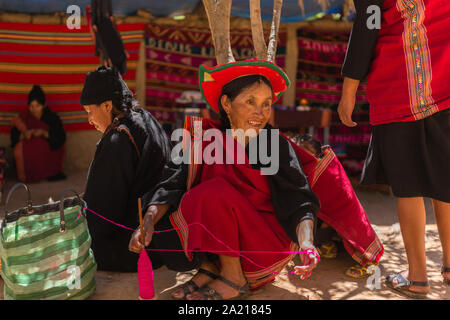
top-left (199, 59), bottom-right (290, 113)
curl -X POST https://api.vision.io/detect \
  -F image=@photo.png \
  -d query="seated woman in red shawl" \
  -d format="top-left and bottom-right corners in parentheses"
top-left (129, 60), bottom-right (383, 300)
top-left (10, 85), bottom-right (66, 183)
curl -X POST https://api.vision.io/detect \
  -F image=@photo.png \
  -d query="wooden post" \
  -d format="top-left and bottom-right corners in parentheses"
top-left (283, 24), bottom-right (299, 107)
top-left (138, 198), bottom-right (145, 245)
top-left (135, 39), bottom-right (146, 108)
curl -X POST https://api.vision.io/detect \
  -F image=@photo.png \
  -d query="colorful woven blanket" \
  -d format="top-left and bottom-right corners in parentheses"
top-left (0, 21), bottom-right (146, 132)
top-left (145, 23), bottom-right (287, 120)
top-left (296, 28), bottom-right (368, 108)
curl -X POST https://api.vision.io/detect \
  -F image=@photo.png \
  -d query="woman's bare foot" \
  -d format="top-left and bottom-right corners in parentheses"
top-left (186, 270), bottom-right (247, 300)
top-left (171, 261), bottom-right (219, 299)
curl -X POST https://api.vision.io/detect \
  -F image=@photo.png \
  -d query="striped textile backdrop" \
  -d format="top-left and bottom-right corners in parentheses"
top-left (296, 27), bottom-right (368, 108)
top-left (145, 23), bottom-right (287, 127)
top-left (0, 21), bottom-right (146, 133)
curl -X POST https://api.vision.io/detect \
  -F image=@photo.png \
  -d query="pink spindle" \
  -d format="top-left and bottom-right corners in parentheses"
top-left (137, 197), bottom-right (156, 300)
top-left (138, 250), bottom-right (155, 300)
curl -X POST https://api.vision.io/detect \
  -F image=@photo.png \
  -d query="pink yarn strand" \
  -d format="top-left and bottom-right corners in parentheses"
top-left (82, 207), bottom-right (320, 276)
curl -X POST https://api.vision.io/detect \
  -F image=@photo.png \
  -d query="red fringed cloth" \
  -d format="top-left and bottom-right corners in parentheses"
top-left (285, 133), bottom-right (384, 266)
top-left (0, 21), bottom-right (146, 132)
top-left (367, 0), bottom-right (450, 125)
top-left (169, 117), bottom-right (383, 290)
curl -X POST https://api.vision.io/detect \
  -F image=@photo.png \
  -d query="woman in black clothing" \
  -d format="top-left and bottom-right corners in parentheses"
top-left (80, 66), bottom-right (171, 272)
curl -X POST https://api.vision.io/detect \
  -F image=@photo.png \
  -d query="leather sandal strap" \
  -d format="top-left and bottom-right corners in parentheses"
top-left (181, 280), bottom-right (199, 296)
top-left (215, 275), bottom-right (250, 293)
top-left (179, 269), bottom-right (218, 296)
top-left (199, 285), bottom-right (223, 300)
top-left (409, 280), bottom-right (429, 287)
top-left (197, 268), bottom-right (219, 280)
top-left (441, 266), bottom-right (450, 274)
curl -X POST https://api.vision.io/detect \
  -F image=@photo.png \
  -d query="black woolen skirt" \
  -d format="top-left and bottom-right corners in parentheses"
top-left (360, 108), bottom-right (450, 203)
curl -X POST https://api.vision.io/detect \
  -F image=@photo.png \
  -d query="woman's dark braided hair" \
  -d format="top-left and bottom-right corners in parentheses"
top-left (217, 75), bottom-right (273, 129)
top-left (101, 66), bottom-right (138, 118)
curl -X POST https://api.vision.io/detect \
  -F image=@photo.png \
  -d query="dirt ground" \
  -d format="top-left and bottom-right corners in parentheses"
top-left (0, 171), bottom-right (449, 300)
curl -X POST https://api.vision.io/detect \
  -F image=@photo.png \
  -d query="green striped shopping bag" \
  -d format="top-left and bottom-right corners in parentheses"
top-left (0, 183), bottom-right (97, 300)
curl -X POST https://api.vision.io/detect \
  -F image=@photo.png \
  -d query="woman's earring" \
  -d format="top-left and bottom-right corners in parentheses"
top-left (227, 113), bottom-right (234, 130)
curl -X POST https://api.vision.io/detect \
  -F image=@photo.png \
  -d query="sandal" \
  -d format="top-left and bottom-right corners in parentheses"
top-left (385, 272), bottom-right (429, 299)
top-left (441, 266), bottom-right (450, 285)
top-left (171, 268), bottom-right (219, 300)
top-left (191, 275), bottom-right (251, 300)
top-left (345, 262), bottom-right (377, 279)
top-left (317, 241), bottom-right (337, 259)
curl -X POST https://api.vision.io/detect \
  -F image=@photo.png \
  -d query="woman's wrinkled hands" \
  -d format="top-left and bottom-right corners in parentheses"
top-left (294, 241), bottom-right (320, 280)
top-left (129, 204), bottom-right (169, 253)
top-left (295, 219), bottom-right (319, 280)
top-left (128, 209), bottom-right (155, 253)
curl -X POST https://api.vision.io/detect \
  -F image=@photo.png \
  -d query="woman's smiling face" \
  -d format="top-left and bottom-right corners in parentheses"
top-left (221, 81), bottom-right (273, 137)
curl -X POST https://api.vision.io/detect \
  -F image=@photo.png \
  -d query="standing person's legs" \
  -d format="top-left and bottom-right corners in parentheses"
top-left (432, 199), bottom-right (450, 281)
top-left (394, 197), bottom-right (429, 293)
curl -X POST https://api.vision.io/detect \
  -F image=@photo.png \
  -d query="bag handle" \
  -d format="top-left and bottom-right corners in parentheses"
top-left (4, 183), bottom-right (33, 219)
top-left (59, 189), bottom-right (84, 233)
top-left (115, 126), bottom-right (141, 159)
